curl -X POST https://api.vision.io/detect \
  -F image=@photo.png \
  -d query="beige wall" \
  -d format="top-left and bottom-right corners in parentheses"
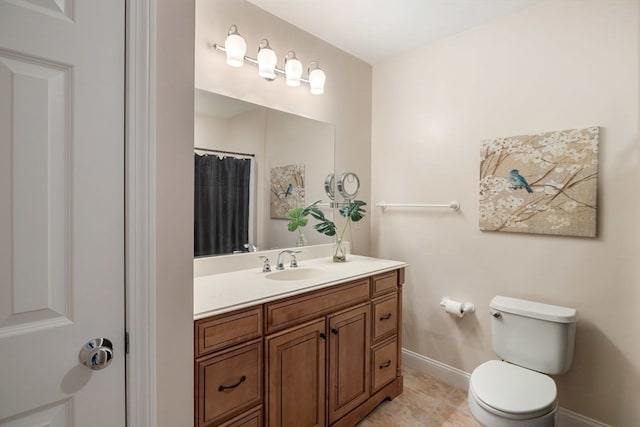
top-left (195, 0), bottom-right (373, 255)
top-left (155, 0), bottom-right (195, 425)
top-left (371, 0), bottom-right (639, 424)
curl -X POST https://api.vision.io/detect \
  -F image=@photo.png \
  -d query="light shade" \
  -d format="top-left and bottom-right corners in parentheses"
top-left (224, 25), bottom-right (247, 67)
top-left (284, 51), bottom-right (302, 87)
top-left (308, 62), bottom-right (326, 95)
top-left (257, 39), bottom-right (277, 80)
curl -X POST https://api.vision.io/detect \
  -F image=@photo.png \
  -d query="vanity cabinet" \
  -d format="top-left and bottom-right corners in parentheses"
top-left (194, 268), bottom-right (404, 427)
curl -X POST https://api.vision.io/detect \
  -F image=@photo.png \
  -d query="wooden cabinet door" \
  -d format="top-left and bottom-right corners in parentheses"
top-left (266, 319), bottom-right (326, 427)
top-left (328, 304), bottom-right (371, 424)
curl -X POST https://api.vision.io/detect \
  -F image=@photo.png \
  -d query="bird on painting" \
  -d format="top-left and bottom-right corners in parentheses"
top-left (283, 183), bottom-right (293, 197)
top-left (508, 169), bottom-right (533, 193)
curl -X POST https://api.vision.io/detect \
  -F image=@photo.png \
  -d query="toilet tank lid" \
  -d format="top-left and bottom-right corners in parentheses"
top-left (491, 296), bottom-right (576, 323)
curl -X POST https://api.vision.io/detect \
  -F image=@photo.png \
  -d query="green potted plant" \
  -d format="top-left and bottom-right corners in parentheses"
top-left (287, 200), bottom-right (366, 261)
top-left (285, 201), bottom-right (321, 247)
top-left (309, 200), bottom-right (367, 262)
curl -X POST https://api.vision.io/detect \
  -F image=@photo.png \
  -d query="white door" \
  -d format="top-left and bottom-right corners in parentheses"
top-left (0, 1), bottom-right (126, 425)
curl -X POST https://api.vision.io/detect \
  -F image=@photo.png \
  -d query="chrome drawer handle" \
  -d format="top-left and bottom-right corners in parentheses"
top-left (218, 375), bottom-right (246, 392)
top-left (379, 360), bottom-right (391, 369)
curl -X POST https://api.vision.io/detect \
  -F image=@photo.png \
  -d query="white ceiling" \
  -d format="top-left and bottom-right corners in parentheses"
top-left (247, 0), bottom-right (541, 64)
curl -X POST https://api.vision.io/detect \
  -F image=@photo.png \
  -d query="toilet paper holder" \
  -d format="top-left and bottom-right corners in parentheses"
top-left (440, 297), bottom-right (476, 318)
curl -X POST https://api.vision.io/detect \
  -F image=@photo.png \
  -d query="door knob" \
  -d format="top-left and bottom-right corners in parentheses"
top-left (79, 338), bottom-right (113, 370)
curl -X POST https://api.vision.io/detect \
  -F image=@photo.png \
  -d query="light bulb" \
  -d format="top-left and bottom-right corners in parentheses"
top-left (284, 51), bottom-right (302, 87)
top-left (224, 25), bottom-right (246, 67)
top-left (308, 62), bottom-right (326, 95)
top-left (257, 39), bottom-right (277, 80)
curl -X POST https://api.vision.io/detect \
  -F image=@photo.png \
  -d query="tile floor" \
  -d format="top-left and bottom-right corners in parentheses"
top-left (356, 367), bottom-right (481, 427)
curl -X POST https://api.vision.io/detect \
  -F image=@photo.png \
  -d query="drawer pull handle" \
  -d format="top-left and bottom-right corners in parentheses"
top-left (379, 360), bottom-right (392, 369)
top-left (319, 333), bottom-right (326, 340)
top-left (331, 328), bottom-right (339, 335)
top-left (218, 375), bottom-right (246, 392)
top-left (379, 313), bottom-right (392, 321)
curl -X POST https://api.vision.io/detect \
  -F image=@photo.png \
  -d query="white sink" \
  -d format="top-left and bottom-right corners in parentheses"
top-left (265, 267), bottom-right (323, 281)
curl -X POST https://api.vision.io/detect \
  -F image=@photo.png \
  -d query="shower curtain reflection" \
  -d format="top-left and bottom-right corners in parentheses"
top-left (194, 153), bottom-right (251, 257)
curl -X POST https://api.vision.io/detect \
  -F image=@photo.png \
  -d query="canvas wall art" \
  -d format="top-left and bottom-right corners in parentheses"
top-left (479, 126), bottom-right (599, 237)
top-left (270, 163), bottom-right (305, 219)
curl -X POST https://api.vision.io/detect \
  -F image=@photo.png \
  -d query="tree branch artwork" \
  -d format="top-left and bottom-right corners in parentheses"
top-left (479, 127), bottom-right (599, 237)
top-left (270, 164), bottom-right (305, 219)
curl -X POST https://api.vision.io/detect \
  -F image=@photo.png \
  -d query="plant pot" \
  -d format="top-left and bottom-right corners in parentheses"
top-left (295, 232), bottom-right (306, 247)
top-left (333, 240), bottom-right (346, 262)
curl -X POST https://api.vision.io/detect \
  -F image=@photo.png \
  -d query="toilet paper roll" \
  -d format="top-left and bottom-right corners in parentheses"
top-left (443, 300), bottom-right (464, 318)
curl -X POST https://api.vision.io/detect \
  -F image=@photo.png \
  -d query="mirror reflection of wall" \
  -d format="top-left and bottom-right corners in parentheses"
top-left (264, 110), bottom-right (334, 249)
top-left (194, 89), bottom-right (335, 257)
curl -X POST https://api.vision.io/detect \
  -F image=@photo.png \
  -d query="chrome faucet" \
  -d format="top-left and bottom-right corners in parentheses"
top-left (276, 250), bottom-right (301, 270)
top-left (258, 256), bottom-right (271, 272)
top-left (244, 243), bottom-right (258, 252)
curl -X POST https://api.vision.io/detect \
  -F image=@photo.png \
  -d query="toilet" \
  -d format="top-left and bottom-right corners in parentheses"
top-left (468, 296), bottom-right (576, 427)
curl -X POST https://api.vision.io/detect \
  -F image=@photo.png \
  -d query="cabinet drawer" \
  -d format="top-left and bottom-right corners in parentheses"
top-left (195, 306), bottom-right (262, 356)
top-left (372, 293), bottom-right (397, 342)
top-left (219, 406), bottom-right (262, 427)
top-left (371, 271), bottom-right (398, 297)
top-left (196, 340), bottom-right (263, 426)
top-left (265, 278), bottom-right (370, 333)
top-left (371, 338), bottom-right (397, 393)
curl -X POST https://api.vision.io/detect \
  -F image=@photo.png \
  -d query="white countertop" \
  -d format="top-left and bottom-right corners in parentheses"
top-left (194, 255), bottom-right (408, 320)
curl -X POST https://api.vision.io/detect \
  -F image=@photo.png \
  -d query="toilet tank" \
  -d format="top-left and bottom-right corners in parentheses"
top-left (490, 296), bottom-right (576, 374)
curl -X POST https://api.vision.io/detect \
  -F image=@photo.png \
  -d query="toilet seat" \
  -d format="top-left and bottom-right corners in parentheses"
top-left (469, 360), bottom-right (557, 419)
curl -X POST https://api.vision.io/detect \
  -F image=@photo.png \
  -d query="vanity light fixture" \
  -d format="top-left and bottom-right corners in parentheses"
top-left (211, 25), bottom-right (326, 95)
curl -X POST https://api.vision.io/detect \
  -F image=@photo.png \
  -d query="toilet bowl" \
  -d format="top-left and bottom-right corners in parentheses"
top-left (467, 296), bottom-right (576, 427)
top-left (468, 360), bottom-right (558, 427)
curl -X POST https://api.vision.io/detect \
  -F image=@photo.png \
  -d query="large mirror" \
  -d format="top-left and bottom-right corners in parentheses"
top-left (194, 89), bottom-right (335, 257)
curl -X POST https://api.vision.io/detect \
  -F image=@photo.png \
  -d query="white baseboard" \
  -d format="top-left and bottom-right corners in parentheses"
top-left (556, 408), bottom-right (611, 427)
top-left (401, 348), bottom-right (610, 427)
top-left (402, 347), bottom-right (472, 390)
